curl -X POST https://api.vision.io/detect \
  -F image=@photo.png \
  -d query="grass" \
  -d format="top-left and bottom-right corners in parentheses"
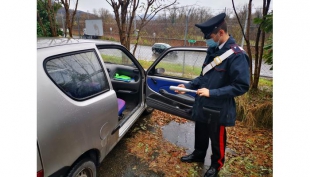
top-left (101, 54), bottom-right (123, 64)
top-left (136, 59), bottom-right (153, 68)
top-left (257, 77), bottom-right (273, 92)
top-left (138, 59), bottom-right (201, 77)
top-left (258, 78), bottom-right (273, 87)
top-left (101, 54), bottom-right (202, 78)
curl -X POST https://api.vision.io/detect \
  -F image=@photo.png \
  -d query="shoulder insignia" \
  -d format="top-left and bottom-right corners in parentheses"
top-left (230, 44), bottom-right (242, 54)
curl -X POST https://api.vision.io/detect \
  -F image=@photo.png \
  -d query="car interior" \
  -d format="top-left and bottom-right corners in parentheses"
top-left (98, 48), bottom-right (144, 121)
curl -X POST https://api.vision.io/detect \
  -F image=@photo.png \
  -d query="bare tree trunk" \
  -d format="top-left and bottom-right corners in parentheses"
top-left (70, 0), bottom-right (79, 37)
top-left (253, 22), bottom-right (262, 90)
top-left (121, 1), bottom-right (129, 49)
top-left (132, 0), bottom-right (177, 56)
top-left (61, 0), bottom-right (79, 38)
top-left (107, 0), bottom-right (176, 54)
top-left (246, 1), bottom-right (253, 87)
top-left (256, 31), bottom-right (266, 85)
top-left (252, 0), bottom-right (271, 89)
top-left (132, 32), bottom-right (141, 55)
top-left (232, 0), bottom-right (252, 86)
top-left (65, 10), bottom-right (70, 37)
top-left (61, 0), bottom-right (69, 37)
top-left (46, 0), bottom-right (58, 36)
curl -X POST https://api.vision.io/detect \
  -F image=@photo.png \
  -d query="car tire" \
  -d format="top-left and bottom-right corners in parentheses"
top-left (143, 106), bottom-right (154, 115)
top-left (67, 158), bottom-right (96, 177)
top-left (152, 49), bottom-right (156, 54)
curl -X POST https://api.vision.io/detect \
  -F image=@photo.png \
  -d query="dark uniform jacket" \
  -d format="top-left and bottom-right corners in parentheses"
top-left (184, 36), bottom-right (250, 126)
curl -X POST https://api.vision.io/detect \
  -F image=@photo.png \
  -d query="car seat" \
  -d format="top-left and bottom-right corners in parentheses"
top-left (117, 98), bottom-right (126, 117)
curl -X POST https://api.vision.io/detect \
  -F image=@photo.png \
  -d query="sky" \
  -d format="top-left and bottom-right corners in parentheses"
top-left (76, 0), bottom-right (273, 14)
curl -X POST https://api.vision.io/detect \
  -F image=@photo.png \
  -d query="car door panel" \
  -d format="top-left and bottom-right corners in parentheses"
top-left (146, 92), bottom-right (193, 119)
top-left (146, 76), bottom-right (195, 97)
top-left (106, 64), bottom-right (141, 93)
top-left (158, 89), bottom-right (195, 105)
top-left (146, 76), bottom-right (194, 120)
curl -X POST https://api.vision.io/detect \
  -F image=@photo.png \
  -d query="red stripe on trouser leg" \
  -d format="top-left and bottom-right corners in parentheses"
top-left (217, 126), bottom-right (225, 170)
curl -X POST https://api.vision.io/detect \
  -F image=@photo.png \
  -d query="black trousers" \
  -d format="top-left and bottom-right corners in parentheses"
top-left (194, 121), bottom-right (227, 170)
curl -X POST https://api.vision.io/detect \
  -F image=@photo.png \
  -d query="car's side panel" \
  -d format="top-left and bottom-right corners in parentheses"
top-left (37, 43), bottom-right (119, 176)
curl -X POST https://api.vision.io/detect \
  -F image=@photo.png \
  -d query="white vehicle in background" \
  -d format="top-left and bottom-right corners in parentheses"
top-left (82, 19), bottom-right (103, 39)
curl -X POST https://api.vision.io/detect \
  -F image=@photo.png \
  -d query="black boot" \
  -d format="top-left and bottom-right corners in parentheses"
top-left (180, 150), bottom-right (205, 163)
top-left (204, 166), bottom-right (219, 177)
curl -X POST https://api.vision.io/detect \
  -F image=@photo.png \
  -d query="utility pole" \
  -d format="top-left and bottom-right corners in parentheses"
top-left (134, 15), bottom-right (137, 36)
top-left (184, 8), bottom-right (192, 46)
top-left (241, 9), bottom-right (248, 47)
top-left (77, 13), bottom-right (80, 38)
top-left (171, 6), bottom-right (177, 25)
top-left (183, 8), bottom-right (192, 77)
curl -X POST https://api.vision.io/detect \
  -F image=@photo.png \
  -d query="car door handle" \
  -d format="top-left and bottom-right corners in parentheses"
top-left (159, 89), bottom-right (195, 105)
top-left (151, 78), bottom-right (157, 84)
top-left (133, 69), bottom-right (139, 74)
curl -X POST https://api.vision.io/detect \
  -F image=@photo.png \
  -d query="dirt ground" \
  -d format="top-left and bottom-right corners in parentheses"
top-left (98, 110), bottom-right (273, 177)
top-left (98, 114), bottom-right (166, 177)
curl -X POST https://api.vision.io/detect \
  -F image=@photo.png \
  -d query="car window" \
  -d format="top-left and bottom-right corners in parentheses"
top-left (45, 51), bottom-right (109, 100)
top-left (154, 51), bottom-right (206, 80)
top-left (99, 48), bottom-right (134, 66)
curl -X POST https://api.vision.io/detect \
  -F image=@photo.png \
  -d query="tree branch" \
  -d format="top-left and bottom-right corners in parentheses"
top-left (232, 0), bottom-right (247, 41)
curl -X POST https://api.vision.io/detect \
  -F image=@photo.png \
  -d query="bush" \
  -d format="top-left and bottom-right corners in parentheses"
top-left (236, 89), bottom-right (273, 129)
top-left (142, 39), bottom-right (152, 46)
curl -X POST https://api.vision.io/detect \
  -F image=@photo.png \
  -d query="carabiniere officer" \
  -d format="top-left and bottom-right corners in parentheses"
top-left (175, 13), bottom-right (250, 177)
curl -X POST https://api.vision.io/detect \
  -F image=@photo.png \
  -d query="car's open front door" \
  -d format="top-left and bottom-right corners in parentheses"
top-left (145, 47), bottom-right (208, 121)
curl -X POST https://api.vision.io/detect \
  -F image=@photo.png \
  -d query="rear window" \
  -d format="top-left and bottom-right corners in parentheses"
top-left (45, 51), bottom-right (109, 100)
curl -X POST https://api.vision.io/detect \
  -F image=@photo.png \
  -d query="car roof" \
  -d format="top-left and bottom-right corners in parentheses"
top-left (37, 37), bottom-right (119, 49)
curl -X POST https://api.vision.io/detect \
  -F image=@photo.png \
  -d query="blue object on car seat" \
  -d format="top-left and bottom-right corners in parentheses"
top-left (117, 98), bottom-right (126, 116)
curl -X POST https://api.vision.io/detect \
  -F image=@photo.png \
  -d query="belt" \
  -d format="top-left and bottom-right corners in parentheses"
top-left (202, 46), bottom-right (244, 75)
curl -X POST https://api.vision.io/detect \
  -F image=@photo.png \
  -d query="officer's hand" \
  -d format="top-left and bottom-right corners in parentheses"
top-left (175, 84), bottom-right (186, 94)
top-left (197, 88), bottom-right (210, 97)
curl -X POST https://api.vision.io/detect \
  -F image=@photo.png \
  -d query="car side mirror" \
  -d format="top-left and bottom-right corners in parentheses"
top-left (155, 68), bottom-right (165, 74)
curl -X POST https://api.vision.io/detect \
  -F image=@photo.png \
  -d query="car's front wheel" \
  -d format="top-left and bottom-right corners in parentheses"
top-left (67, 158), bottom-right (96, 177)
top-left (152, 49), bottom-right (156, 54)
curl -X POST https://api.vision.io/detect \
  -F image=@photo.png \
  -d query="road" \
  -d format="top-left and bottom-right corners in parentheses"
top-left (130, 44), bottom-right (273, 78)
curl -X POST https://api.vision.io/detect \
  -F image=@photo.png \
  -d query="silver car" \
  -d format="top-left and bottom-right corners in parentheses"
top-left (37, 38), bottom-right (208, 177)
